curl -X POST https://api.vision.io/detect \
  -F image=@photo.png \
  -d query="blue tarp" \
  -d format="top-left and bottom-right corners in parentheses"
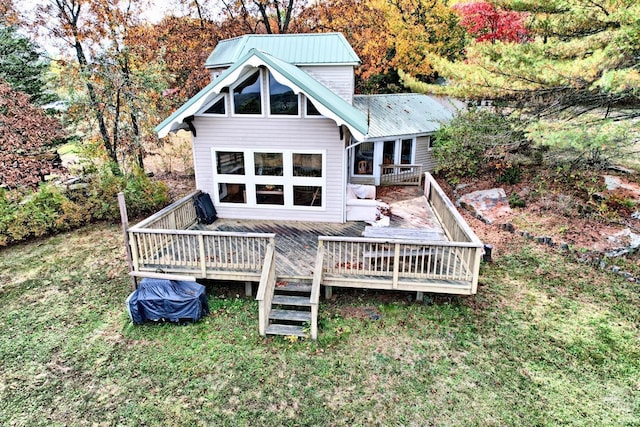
top-left (126, 278), bottom-right (210, 324)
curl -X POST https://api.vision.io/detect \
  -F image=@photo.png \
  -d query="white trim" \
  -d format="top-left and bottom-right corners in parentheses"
top-left (196, 94), bottom-right (228, 117)
top-left (266, 71), bottom-right (302, 118)
top-left (212, 147), bottom-right (327, 211)
top-left (304, 95), bottom-right (324, 119)
top-left (230, 69), bottom-right (265, 117)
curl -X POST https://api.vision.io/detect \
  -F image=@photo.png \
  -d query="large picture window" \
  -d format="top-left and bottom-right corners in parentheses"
top-left (213, 149), bottom-right (325, 209)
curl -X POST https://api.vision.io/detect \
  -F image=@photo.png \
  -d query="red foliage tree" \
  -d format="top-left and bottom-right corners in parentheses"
top-left (0, 82), bottom-right (66, 189)
top-left (453, 1), bottom-right (530, 43)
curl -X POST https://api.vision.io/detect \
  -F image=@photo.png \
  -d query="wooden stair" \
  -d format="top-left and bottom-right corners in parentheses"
top-left (266, 281), bottom-right (312, 338)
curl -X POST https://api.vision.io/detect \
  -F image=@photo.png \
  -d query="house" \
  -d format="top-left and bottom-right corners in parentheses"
top-left (128, 33), bottom-right (482, 339)
top-left (155, 32), bottom-right (458, 223)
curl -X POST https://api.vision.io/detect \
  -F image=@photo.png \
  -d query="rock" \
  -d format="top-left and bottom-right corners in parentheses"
top-left (603, 175), bottom-right (640, 197)
top-left (607, 165), bottom-right (636, 174)
top-left (457, 188), bottom-right (512, 225)
top-left (604, 228), bottom-right (640, 257)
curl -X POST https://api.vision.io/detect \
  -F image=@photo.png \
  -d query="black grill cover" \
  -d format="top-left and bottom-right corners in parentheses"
top-left (126, 278), bottom-right (209, 324)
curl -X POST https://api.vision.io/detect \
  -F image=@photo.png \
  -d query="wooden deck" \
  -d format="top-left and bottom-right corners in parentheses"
top-left (196, 189), bottom-right (446, 279)
top-left (125, 173), bottom-right (483, 339)
top-left (197, 220), bottom-right (365, 279)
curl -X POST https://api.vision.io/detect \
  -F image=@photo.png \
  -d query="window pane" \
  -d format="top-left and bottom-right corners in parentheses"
top-left (354, 142), bottom-right (373, 175)
top-left (293, 153), bottom-right (322, 177)
top-left (204, 98), bottom-right (225, 114)
top-left (234, 71), bottom-right (261, 114)
top-left (219, 183), bottom-right (246, 203)
top-left (401, 139), bottom-right (412, 164)
top-left (294, 186), bottom-right (321, 207)
top-left (216, 151), bottom-right (244, 175)
top-left (254, 152), bottom-right (283, 176)
top-left (383, 140), bottom-right (395, 164)
top-left (270, 73), bottom-right (298, 115)
top-left (256, 184), bottom-right (284, 205)
top-left (306, 98), bottom-right (320, 116)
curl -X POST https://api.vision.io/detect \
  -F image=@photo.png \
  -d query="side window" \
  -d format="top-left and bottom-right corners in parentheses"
top-left (233, 71), bottom-right (262, 115)
top-left (203, 97), bottom-right (225, 115)
top-left (306, 98), bottom-right (321, 116)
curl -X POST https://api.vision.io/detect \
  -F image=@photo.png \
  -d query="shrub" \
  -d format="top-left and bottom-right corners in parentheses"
top-left (508, 193), bottom-right (526, 208)
top-left (0, 166), bottom-right (169, 246)
top-left (433, 110), bottom-right (528, 183)
top-left (497, 166), bottom-right (522, 185)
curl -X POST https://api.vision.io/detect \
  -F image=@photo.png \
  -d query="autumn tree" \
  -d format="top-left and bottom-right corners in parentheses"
top-left (219, 0), bottom-right (307, 34)
top-left (0, 82), bottom-right (66, 189)
top-left (379, 0), bottom-right (466, 81)
top-left (127, 16), bottom-right (219, 101)
top-left (453, 1), bottom-right (530, 43)
top-left (28, 0), bottom-right (171, 170)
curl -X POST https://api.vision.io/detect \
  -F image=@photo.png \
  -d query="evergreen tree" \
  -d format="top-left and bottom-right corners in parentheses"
top-left (0, 25), bottom-right (53, 105)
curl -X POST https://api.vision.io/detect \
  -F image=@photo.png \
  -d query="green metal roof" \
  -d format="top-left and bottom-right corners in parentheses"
top-left (353, 94), bottom-right (460, 139)
top-left (205, 33), bottom-right (360, 68)
top-left (155, 49), bottom-right (368, 140)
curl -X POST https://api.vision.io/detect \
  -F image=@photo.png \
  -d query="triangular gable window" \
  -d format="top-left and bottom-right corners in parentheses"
top-left (203, 97), bottom-right (225, 115)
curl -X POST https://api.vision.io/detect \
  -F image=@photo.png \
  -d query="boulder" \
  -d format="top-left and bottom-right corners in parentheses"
top-left (458, 188), bottom-right (512, 224)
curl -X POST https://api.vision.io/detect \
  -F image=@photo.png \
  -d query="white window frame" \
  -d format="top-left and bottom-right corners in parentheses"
top-left (230, 69), bottom-right (265, 117)
top-left (266, 71), bottom-right (301, 118)
top-left (197, 94), bottom-right (228, 117)
top-left (303, 95), bottom-right (324, 119)
top-left (350, 137), bottom-right (416, 178)
top-left (213, 148), bottom-right (326, 210)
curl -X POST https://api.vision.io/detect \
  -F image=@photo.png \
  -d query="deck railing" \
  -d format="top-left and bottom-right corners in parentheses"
top-left (133, 190), bottom-right (200, 230)
top-left (309, 244), bottom-right (325, 339)
top-left (380, 164), bottom-right (423, 186)
top-left (424, 173), bottom-right (480, 244)
top-left (128, 227), bottom-right (276, 280)
top-left (423, 172), bottom-right (483, 293)
top-left (319, 236), bottom-right (481, 294)
top-left (256, 243), bottom-right (277, 336)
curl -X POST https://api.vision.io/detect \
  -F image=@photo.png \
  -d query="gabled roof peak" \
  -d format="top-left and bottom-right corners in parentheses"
top-left (205, 32), bottom-right (360, 68)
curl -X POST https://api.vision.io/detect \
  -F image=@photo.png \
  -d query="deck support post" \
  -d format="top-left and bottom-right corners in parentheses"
top-left (245, 281), bottom-right (253, 297)
top-left (324, 285), bottom-right (332, 299)
top-left (416, 291), bottom-right (424, 302)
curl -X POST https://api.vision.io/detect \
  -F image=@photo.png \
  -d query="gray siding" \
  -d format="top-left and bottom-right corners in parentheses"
top-left (192, 115), bottom-right (346, 223)
top-left (415, 135), bottom-right (438, 172)
top-left (301, 66), bottom-right (355, 104)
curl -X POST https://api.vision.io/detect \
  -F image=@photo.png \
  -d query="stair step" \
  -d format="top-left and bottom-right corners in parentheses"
top-left (272, 295), bottom-right (312, 307)
top-left (275, 282), bottom-right (312, 293)
top-left (269, 309), bottom-right (311, 322)
top-left (266, 324), bottom-right (307, 337)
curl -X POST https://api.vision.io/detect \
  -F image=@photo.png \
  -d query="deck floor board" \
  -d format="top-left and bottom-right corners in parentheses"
top-left (198, 189), bottom-right (447, 279)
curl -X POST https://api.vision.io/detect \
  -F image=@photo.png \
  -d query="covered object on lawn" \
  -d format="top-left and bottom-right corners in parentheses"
top-left (126, 278), bottom-right (210, 324)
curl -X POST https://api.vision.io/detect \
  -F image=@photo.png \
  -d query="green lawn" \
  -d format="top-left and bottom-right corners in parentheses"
top-left (0, 223), bottom-right (638, 426)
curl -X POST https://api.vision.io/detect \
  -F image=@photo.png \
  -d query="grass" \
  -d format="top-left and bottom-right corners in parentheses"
top-left (0, 224), bottom-right (638, 426)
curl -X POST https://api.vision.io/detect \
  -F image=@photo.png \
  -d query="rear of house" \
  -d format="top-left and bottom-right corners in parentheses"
top-left (155, 33), bottom-right (459, 223)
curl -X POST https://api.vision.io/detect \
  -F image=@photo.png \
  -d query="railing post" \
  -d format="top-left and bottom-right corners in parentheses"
top-left (198, 234), bottom-right (206, 277)
top-left (118, 192), bottom-right (137, 290)
top-left (392, 242), bottom-right (400, 289)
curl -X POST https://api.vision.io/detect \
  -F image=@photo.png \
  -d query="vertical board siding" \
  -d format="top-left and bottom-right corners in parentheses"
top-left (192, 115), bottom-right (345, 222)
top-left (415, 135), bottom-right (438, 172)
